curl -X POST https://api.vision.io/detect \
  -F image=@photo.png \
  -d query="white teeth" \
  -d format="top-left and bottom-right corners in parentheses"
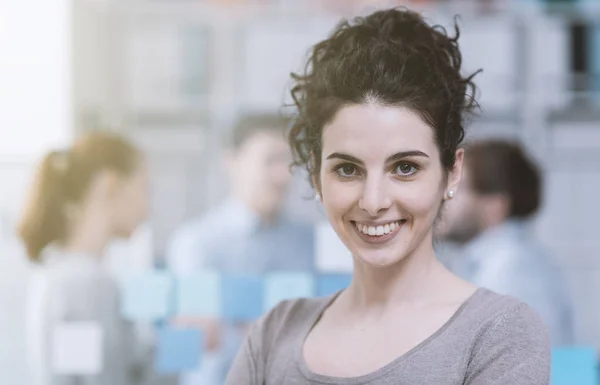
top-left (355, 221), bottom-right (401, 237)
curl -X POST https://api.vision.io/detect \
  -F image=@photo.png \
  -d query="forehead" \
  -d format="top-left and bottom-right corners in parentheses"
top-left (322, 104), bottom-right (438, 159)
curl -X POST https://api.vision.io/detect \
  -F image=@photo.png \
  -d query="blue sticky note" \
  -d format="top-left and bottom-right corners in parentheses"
top-left (155, 327), bottom-right (203, 374)
top-left (176, 271), bottom-right (222, 317)
top-left (221, 274), bottom-right (264, 322)
top-left (264, 272), bottom-right (315, 311)
top-left (551, 347), bottom-right (598, 385)
top-left (317, 273), bottom-right (352, 297)
top-left (120, 271), bottom-right (174, 321)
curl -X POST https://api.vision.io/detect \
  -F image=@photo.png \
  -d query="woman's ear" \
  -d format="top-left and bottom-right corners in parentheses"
top-left (313, 175), bottom-right (321, 202)
top-left (446, 148), bottom-right (464, 198)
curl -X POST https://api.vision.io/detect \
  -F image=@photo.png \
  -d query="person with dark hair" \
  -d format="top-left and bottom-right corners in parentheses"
top-left (226, 8), bottom-right (550, 384)
top-left (20, 132), bottom-right (150, 385)
top-left (166, 113), bottom-right (315, 385)
top-left (440, 139), bottom-right (574, 346)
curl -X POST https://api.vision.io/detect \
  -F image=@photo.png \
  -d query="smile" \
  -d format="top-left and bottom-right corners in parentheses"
top-left (352, 220), bottom-right (405, 244)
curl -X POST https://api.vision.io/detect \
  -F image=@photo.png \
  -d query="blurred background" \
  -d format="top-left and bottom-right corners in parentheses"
top-left (2, 0), bottom-right (600, 384)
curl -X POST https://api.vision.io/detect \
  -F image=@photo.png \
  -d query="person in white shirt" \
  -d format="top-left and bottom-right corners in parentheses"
top-left (19, 131), bottom-right (150, 385)
top-left (166, 113), bottom-right (315, 385)
top-left (439, 139), bottom-right (574, 346)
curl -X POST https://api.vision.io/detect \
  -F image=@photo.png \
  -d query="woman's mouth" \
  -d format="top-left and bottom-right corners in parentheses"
top-left (352, 220), bottom-right (406, 244)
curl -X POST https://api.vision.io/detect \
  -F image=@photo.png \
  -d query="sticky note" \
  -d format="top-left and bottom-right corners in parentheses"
top-left (155, 327), bottom-right (203, 374)
top-left (264, 272), bottom-right (315, 311)
top-left (176, 270), bottom-right (222, 317)
top-left (221, 274), bottom-right (264, 322)
top-left (315, 222), bottom-right (353, 273)
top-left (52, 322), bottom-right (103, 375)
top-left (120, 271), bottom-right (174, 321)
top-left (551, 347), bottom-right (598, 385)
top-left (317, 273), bottom-right (352, 297)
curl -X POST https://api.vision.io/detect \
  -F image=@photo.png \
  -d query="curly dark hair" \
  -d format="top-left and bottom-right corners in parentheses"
top-left (288, 8), bottom-right (480, 190)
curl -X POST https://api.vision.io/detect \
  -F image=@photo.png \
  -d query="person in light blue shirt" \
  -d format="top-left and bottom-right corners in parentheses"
top-left (439, 139), bottom-right (574, 346)
top-left (166, 113), bottom-right (315, 385)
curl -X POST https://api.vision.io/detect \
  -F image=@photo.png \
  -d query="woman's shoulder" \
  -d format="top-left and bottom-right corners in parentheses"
top-left (456, 289), bottom-right (551, 383)
top-left (261, 295), bottom-right (332, 331)
top-left (463, 288), bottom-right (550, 353)
top-left (247, 295), bottom-right (334, 353)
top-left (465, 288), bottom-right (546, 325)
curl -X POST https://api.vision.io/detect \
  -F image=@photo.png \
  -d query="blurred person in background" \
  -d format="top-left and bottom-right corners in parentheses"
top-left (20, 132), bottom-right (150, 385)
top-left (439, 139), bottom-right (574, 346)
top-left (166, 113), bottom-right (315, 385)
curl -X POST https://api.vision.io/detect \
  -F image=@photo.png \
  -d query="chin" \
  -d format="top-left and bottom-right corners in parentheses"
top-left (352, 240), bottom-right (416, 267)
top-left (354, 250), bottom-right (404, 268)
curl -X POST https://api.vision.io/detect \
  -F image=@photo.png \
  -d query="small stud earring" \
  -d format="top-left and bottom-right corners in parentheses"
top-left (315, 193), bottom-right (321, 202)
top-left (446, 190), bottom-right (455, 200)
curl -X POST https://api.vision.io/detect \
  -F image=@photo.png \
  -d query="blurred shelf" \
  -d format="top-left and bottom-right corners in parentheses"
top-left (546, 147), bottom-right (600, 172)
top-left (472, 108), bottom-right (521, 123)
top-left (548, 103), bottom-right (600, 123)
top-left (121, 0), bottom-right (536, 21)
top-left (123, 108), bottom-right (212, 127)
top-left (542, 2), bottom-right (600, 21)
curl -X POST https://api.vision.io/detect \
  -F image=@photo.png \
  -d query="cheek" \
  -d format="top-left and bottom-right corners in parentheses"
top-left (135, 187), bottom-right (149, 219)
top-left (121, 187), bottom-right (148, 224)
top-left (135, 194), bottom-right (149, 221)
top-left (249, 164), bottom-right (269, 190)
top-left (320, 174), bottom-right (359, 217)
top-left (400, 181), bottom-right (444, 220)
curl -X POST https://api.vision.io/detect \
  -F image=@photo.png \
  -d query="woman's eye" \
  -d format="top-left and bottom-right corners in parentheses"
top-left (336, 164), bottom-right (357, 177)
top-left (395, 163), bottom-right (417, 176)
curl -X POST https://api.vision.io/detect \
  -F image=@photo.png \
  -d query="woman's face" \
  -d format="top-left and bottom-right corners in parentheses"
top-left (318, 103), bottom-right (462, 268)
top-left (110, 160), bottom-right (150, 238)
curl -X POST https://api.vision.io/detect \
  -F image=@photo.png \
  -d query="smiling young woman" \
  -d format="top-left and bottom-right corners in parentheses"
top-left (226, 8), bottom-right (551, 385)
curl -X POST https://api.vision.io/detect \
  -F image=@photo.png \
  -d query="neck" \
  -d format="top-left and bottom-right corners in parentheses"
top-left (346, 232), bottom-right (451, 311)
top-left (63, 206), bottom-right (111, 259)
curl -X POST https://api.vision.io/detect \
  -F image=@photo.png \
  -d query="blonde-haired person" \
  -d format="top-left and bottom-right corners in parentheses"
top-left (20, 132), bottom-right (150, 385)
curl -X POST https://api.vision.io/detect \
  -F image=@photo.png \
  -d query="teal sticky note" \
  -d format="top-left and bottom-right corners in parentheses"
top-left (221, 274), bottom-right (264, 322)
top-left (551, 347), bottom-right (598, 385)
top-left (264, 272), bottom-right (315, 311)
top-left (176, 270), bottom-right (222, 317)
top-left (120, 271), bottom-right (174, 321)
top-left (155, 327), bottom-right (203, 374)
